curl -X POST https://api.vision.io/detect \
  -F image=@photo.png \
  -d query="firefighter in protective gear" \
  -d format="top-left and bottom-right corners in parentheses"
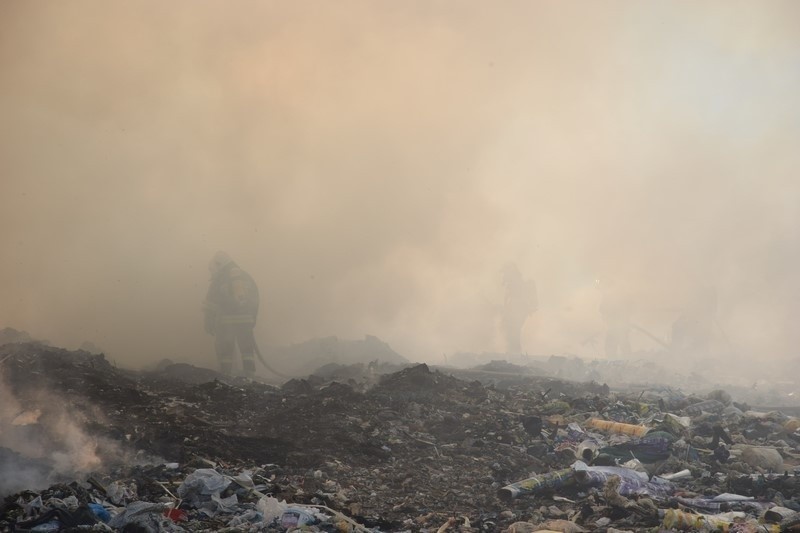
top-left (501, 263), bottom-right (538, 354)
top-left (598, 278), bottom-right (631, 358)
top-left (204, 251), bottom-right (260, 377)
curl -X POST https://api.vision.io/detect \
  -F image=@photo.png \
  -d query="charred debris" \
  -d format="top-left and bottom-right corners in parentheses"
top-left (1, 341), bottom-right (799, 532)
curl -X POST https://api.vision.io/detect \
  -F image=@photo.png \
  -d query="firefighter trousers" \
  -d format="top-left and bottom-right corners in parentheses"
top-left (214, 322), bottom-right (256, 377)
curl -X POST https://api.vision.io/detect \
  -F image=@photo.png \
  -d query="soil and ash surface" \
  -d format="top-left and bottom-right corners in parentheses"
top-left (1, 342), bottom-right (800, 532)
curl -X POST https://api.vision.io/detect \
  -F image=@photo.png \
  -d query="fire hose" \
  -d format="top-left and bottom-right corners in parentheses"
top-left (252, 339), bottom-right (292, 379)
top-left (629, 323), bottom-right (671, 350)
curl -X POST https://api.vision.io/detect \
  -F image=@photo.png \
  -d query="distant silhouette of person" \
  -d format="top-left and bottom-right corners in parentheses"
top-left (598, 279), bottom-right (631, 358)
top-left (203, 251), bottom-right (260, 377)
top-left (671, 286), bottom-right (717, 356)
top-left (501, 263), bottom-right (538, 354)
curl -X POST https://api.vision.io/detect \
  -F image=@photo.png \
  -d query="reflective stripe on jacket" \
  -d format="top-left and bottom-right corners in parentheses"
top-left (204, 262), bottom-right (259, 325)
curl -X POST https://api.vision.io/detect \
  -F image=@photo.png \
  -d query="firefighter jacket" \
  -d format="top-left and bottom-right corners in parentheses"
top-left (204, 262), bottom-right (259, 333)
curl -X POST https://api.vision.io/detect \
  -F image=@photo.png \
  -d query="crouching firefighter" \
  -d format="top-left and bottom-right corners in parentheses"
top-left (204, 251), bottom-right (260, 377)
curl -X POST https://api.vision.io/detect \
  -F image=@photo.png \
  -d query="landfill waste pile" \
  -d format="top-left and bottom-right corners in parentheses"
top-left (446, 353), bottom-right (800, 409)
top-left (267, 335), bottom-right (409, 379)
top-left (1, 342), bottom-right (800, 531)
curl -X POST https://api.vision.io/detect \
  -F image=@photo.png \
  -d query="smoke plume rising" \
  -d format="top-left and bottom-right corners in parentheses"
top-left (0, 365), bottom-right (113, 494)
top-left (1, 2), bottom-right (798, 379)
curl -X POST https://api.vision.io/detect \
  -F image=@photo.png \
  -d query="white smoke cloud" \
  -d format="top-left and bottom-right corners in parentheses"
top-left (0, 366), bottom-right (118, 495)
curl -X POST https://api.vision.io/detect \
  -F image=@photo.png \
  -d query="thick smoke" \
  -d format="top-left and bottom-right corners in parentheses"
top-left (1, 3), bottom-right (798, 378)
top-left (0, 366), bottom-right (111, 494)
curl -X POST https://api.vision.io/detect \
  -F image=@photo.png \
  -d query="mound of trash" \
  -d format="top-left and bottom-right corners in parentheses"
top-left (1, 342), bottom-right (799, 531)
top-left (270, 335), bottom-right (409, 378)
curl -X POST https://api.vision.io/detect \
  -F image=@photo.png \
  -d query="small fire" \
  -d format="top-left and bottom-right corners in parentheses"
top-left (11, 409), bottom-right (41, 426)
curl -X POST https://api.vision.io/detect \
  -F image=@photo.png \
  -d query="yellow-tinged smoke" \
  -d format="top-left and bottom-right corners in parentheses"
top-left (1, 2), bottom-right (799, 375)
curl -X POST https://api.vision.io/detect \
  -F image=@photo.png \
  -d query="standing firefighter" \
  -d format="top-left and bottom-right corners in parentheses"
top-left (501, 263), bottom-right (538, 354)
top-left (204, 251), bottom-right (260, 377)
top-left (598, 278), bottom-right (632, 358)
top-left (671, 286), bottom-right (717, 357)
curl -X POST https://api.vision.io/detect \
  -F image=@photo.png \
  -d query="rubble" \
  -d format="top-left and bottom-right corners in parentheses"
top-left (1, 341), bottom-right (799, 531)
top-left (269, 335), bottom-right (409, 378)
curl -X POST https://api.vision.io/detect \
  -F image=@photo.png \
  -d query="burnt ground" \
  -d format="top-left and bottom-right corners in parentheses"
top-left (1, 342), bottom-right (799, 531)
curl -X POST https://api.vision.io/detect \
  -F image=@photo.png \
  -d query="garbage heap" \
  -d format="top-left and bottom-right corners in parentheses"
top-left (0, 342), bottom-right (799, 532)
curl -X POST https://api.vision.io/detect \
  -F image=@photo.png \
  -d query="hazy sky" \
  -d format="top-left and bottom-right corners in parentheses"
top-left (1, 1), bottom-right (799, 369)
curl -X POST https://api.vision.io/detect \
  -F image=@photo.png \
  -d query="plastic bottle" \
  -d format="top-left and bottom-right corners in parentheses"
top-left (281, 508), bottom-right (316, 528)
top-left (587, 418), bottom-right (649, 437)
top-left (498, 467), bottom-right (575, 501)
top-left (684, 399), bottom-right (725, 416)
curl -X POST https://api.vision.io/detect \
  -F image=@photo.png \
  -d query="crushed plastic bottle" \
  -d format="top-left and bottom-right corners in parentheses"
top-left (684, 399), bottom-right (725, 416)
top-left (587, 418), bottom-right (649, 437)
top-left (281, 508), bottom-right (317, 528)
top-left (497, 467), bottom-right (575, 501)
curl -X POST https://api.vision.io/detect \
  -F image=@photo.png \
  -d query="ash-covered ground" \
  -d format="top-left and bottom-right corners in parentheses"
top-left (1, 340), bottom-right (799, 532)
